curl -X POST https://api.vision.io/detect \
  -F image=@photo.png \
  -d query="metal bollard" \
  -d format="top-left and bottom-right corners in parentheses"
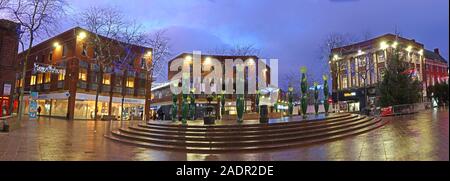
top-left (2, 119), bottom-right (9, 132)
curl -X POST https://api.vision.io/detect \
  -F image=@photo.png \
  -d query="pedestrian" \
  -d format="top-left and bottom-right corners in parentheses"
top-left (37, 106), bottom-right (42, 116)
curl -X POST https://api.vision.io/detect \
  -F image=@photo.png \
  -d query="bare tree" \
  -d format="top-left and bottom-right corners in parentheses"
top-left (0, 0), bottom-right (9, 10)
top-left (208, 43), bottom-right (260, 56)
top-left (355, 53), bottom-right (375, 110)
top-left (6, 0), bottom-right (67, 121)
top-left (146, 29), bottom-right (171, 81)
top-left (77, 6), bottom-right (152, 120)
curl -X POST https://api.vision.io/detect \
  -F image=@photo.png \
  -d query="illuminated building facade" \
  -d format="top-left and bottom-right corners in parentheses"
top-left (151, 53), bottom-right (274, 120)
top-left (330, 33), bottom-right (426, 112)
top-left (15, 27), bottom-right (153, 120)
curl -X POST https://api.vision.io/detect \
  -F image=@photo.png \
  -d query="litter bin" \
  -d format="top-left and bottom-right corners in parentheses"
top-left (203, 105), bottom-right (215, 125)
top-left (259, 105), bottom-right (269, 123)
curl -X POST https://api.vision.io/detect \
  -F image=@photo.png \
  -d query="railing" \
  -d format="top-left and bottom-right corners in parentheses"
top-left (375, 102), bottom-right (432, 117)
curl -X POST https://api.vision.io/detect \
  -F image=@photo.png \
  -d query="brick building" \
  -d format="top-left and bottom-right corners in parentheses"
top-left (15, 27), bottom-right (153, 120)
top-left (424, 48), bottom-right (448, 87)
top-left (330, 33), bottom-right (425, 112)
top-left (0, 19), bottom-right (20, 117)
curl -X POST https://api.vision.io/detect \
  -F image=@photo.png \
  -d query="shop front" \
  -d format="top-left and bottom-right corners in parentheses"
top-left (332, 89), bottom-right (365, 113)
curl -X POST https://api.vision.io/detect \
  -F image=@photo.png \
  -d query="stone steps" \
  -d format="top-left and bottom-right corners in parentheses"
top-left (123, 115), bottom-right (366, 138)
top-left (105, 114), bottom-right (388, 152)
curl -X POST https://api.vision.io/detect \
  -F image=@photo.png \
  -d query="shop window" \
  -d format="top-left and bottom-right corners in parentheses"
top-left (37, 74), bottom-right (43, 84)
top-left (126, 77), bottom-right (134, 88)
top-left (30, 75), bottom-right (36, 85)
top-left (58, 72), bottom-right (65, 81)
top-left (79, 68), bottom-right (87, 81)
top-left (44, 72), bottom-right (51, 83)
top-left (103, 73), bottom-right (111, 85)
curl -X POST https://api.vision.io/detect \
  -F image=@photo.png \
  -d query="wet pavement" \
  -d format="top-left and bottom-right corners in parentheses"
top-left (0, 109), bottom-right (448, 161)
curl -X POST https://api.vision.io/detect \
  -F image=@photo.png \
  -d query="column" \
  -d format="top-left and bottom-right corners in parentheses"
top-left (347, 58), bottom-right (351, 88)
top-left (373, 52), bottom-right (378, 84)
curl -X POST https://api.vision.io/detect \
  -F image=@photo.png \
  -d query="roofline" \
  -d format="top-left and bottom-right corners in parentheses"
top-left (18, 26), bottom-right (152, 56)
top-left (331, 33), bottom-right (425, 53)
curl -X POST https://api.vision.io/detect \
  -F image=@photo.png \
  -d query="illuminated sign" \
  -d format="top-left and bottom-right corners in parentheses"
top-left (344, 92), bottom-right (356, 97)
top-left (33, 63), bottom-right (65, 74)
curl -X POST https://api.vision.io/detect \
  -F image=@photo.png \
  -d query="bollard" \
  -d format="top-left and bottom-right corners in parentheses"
top-left (2, 119), bottom-right (9, 132)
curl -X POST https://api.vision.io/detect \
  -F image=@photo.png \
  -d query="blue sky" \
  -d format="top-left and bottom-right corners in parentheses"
top-left (34, 0), bottom-right (450, 86)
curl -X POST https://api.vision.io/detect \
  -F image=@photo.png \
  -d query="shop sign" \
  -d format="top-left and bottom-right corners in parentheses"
top-left (344, 92), bottom-right (356, 97)
top-left (3, 84), bottom-right (11, 96)
top-left (33, 63), bottom-right (66, 74)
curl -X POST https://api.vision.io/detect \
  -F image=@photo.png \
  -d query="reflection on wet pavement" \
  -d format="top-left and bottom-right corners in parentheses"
top-left (0, 109), bottom-right (448, 161)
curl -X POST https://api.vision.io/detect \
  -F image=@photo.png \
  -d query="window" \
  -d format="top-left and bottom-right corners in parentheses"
top-left (140, 58), bottom-right (146, 69)
top-left (58, 72), bottom-right (65, 81)
top-left (81, 43), bottom-right (87, 56)
top-left (44, 72), bottom-right (51, 83)
top-left (126, 77), bottom-right (134, 88)
top-left (78, 68), bottom-right (87, 81)
top-left (30, 75), bottom-right (36, 85)
top-left (49, 51), bottom-right (53, 62)
top-left (37, 74), bottom-right (43, 84)
top-left (16, 79), bottom-right (23, 88)
top-left (378, 52), bottom-right (385, 62)
top-left (62, 45), bottom-right (67, 57)
top-left (342, 77), bottom-right (348, 89)
top-left (103, 73), bottom-right (111, 85)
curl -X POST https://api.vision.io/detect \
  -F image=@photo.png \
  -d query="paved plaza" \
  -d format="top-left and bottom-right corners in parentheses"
top-left (0, 109), bottom-right (448, 161)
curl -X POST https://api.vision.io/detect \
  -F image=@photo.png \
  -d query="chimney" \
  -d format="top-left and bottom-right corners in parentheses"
top-left (434, 48), bottom-right (440, 55)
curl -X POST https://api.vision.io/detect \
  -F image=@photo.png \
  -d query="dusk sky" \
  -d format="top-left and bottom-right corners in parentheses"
top-left (26, 0), bottom-right (450, 86)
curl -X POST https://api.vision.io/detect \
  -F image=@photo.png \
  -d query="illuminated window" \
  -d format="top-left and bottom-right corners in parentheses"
top-left (78, 68), bottom-right (87, 81)
top-left (126, 77), bottom-right (134, 88)
top-left (103, 73), bottom-right (111, 85)
top-left (37, 74), bottom-right (43, 84)
top-left (30, 75), bottom-right (36, 85)
top-left (58, 72), bottom-right (65, 81)
top-left (44, 72), bottom-right (51, 83)
top-left (342, 77), bottom-right (348, 89)
top-left (16, 79), bottom-right (23, 88)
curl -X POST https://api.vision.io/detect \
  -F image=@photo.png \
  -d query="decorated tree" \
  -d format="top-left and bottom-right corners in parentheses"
top-left (236, 94), bottom-right (245, 123)
top-left (255, 90), bottom-right (260, 113)
top-left (300, 67), bottom-right (308, 118)
top-left (181, 94), bottom-right (189, 124)
top-left (377, 47), bottom-right (422, 107)
top-left (189, 89), bottom-right (196, 120)
top-left (323, 75), bottom-right (330, 115)
top-left (288, 86), bottom-right (294, 116)
top-left (220, 92), bottom-right (225, 118)
top-left (313, 82), bottom-right (319, 115)
top-left (171, 94), bottom-right (178, 121)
